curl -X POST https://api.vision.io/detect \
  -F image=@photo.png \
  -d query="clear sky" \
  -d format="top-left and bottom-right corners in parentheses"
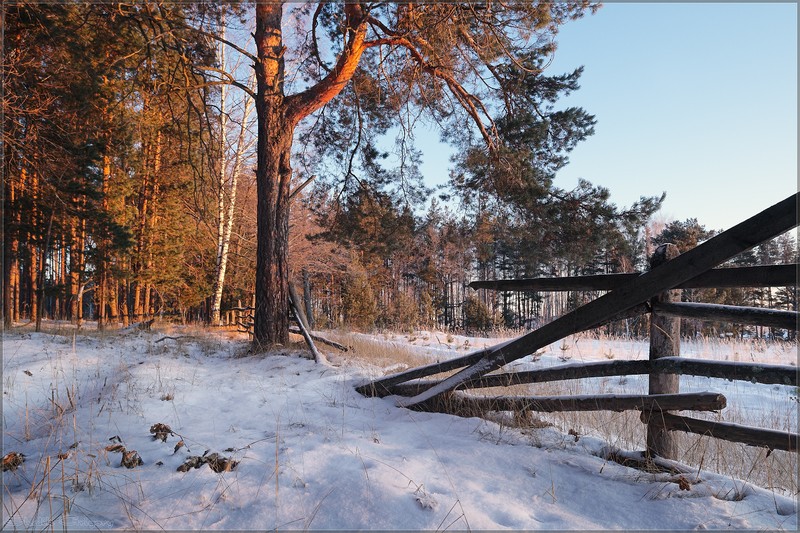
top-left (419, 2), bottom-right (798, 232)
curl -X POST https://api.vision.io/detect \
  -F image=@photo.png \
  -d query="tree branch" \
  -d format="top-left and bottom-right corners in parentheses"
top-left (363, 32), bottom-right (498, 150)
top-left (284, 3), bottom-right (369, 125)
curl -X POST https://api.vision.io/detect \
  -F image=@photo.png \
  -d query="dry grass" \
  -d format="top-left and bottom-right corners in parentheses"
top-left (336, 329), bottom-right (798, 498)
top-left (321, 330), bottom-right (435, 375)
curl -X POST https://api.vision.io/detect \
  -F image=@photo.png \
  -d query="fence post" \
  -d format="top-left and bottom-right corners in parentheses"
top-left (646, 243), bottom-right (681, 459)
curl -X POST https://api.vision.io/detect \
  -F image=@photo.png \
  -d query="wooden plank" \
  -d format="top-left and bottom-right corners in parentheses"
top-left (657, 413), bottom-right (798, 452)
top-left (389, 360), bottom-right (653, 396)
top-left (652, 301), bottom-right (798, 330)
top-left (288, 291), bottom-right (327, 365)
top-left (652, 357), bottom-right (797, 386)
top-left (288, 327), bottom-right (348, 351)
top-left (469, 264), bottom-right (797, 292)
top-left (288, 283), bottom-right (311, 332)
top-left (397, 194), bottom-right (798, 408)
top-left (448, 392), bottom-right (726, 414)
top-left (470, 273), bottom-right (640, 292)
top-left (387, 358), bottom-right (797, 396)
top-left (355, 344), bottom-right (505, 397)
top-left (681, 264), bottom-right (797, 289)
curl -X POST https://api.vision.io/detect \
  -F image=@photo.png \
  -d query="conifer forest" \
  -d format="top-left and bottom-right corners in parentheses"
top-left (3, 2), bottom-right (797, 345)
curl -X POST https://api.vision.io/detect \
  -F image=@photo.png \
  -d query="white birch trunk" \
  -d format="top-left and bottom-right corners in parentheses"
top-left (210, 23), bottom-right (228, 326)
top-left (211, 25), bottom-right (255, 325)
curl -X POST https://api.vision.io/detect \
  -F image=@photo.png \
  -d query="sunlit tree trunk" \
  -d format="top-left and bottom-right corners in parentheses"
top-left (253, 3), bottom-right (291, 347)
top-left (252, 2), bottom-right (367, 348)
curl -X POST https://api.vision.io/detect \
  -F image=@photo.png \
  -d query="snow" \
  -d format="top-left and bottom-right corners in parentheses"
top-left (2, 325), bottom-right (797, 531)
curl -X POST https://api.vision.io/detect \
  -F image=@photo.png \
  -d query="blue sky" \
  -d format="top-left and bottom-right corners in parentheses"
top-left (419, 2), bottom-right (797, 232)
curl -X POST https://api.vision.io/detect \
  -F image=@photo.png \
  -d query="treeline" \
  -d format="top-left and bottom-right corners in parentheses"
top-left (3, 3), bottom-right (796, 339)
top-left (293, 194), bottom-right (797, 339)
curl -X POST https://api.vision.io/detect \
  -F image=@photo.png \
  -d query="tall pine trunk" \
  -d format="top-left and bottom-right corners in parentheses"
top-left (251, 2), bottom-right (367, 348)
top-left (253, 3), bottom-right (291, 348)
top-left (3, 168), bottom-right (20, 328)
top-left (252, 108), bottom-right (293, 347)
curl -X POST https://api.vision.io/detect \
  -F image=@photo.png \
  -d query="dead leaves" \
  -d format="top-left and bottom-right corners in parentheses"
top-left (121, 449), bottom-right (144, 469)
top-left (205, 452), bottom-right (238, 473)
top-left (177, 451), bottom-right (238, 473)
top-left (173, 440), bottom-right (185, 455)
top-left (104, 443), bottom-right (143, 469)
top-left (6, 422), bottom-right (239, 477)
top-left (177, 455), bottom-right (206, 472)
top-left (674, 475), bottom-right (692, 491)
top-left (2, 452), bottom-right (25, 472)
top-left (146, 422), bottom-right (238, 474)
top-left (150, 423), bottom-right (174, 442)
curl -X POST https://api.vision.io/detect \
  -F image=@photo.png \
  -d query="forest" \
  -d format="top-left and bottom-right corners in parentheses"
top-left (3, 2), bottom-right (797, 342)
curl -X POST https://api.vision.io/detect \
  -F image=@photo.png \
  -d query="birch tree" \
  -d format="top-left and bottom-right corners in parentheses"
top-left (210, 20), bottom-right (256, 326)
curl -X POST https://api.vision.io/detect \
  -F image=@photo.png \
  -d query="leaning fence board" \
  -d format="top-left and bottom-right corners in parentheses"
top-left (476, 360), bottom-right (648, 387)
top-left (355, 344), bottom-right (506, 397)
top-left (288, 328), bottom-right (348, 351)
top-left (446, 392), bottom-right (726, 414)
top-left (469, 264), bottom-right (797, 292)
top-left (395, 194), bottom-right (798, 408)
top-left (288, 291), bottom-right (327, 365)
top-left (470, 272), bottom-right (641, 292)
top-left (656, 413), bottom-right (798, 452)
top-left (389, 360), bottom-right (652, 396)
top-left (651, 301), bottom-right (798, 330)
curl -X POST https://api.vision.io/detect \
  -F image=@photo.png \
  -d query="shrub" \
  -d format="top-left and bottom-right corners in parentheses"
top-left (463, 296), bottom-right (496, 335)
top-left (341, 271), bottom-right (378, 330)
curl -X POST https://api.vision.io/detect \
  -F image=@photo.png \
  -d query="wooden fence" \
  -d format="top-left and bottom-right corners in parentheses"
top-left (356, 193), bottom-right (799, 458)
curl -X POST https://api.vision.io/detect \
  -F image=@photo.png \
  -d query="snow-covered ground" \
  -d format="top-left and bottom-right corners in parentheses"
top-left (2, 325), bottom-right (797, 531)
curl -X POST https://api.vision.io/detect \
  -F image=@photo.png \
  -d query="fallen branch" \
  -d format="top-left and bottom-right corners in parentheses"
top-left (288, 327), bottom-right (348, 352)
top-left (155, 336), bottom-right (188, 343)
top-left (289, 292), bottom-right (328, 365)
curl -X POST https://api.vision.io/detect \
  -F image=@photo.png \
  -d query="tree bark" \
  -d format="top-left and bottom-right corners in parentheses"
top-left (211, 22), bottom-right (229, 326)
top-left (253, 3), bottom-right (291, 348)
top-left (3, 169), bottom-right (19, 328)
top-left (302, 268), bottom-right (314, 329)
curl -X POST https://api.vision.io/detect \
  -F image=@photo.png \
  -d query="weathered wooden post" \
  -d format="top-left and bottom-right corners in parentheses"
top-left (646, 243), bottom-right (681, 459)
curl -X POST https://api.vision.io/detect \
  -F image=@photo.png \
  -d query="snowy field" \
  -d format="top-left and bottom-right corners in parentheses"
top-left (2, 323), bottom-right (797, 531)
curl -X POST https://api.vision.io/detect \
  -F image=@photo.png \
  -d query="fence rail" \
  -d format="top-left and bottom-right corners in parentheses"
top-left (469, 264), bottom-right (797, 292)
top-left (383, 357), bottom-right (797, 397)
top-left (357, 193), bottom-right (799, 458)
